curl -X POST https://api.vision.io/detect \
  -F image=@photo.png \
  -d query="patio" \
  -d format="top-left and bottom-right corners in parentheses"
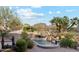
top-left (28, 45), bottom-right (79, 52)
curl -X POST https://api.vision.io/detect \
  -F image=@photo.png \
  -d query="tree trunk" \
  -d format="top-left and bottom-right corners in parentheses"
top-left (11, 36), bottom-right (15, 46)
top-left (1, 35), bottom-right (4, 49)
top-left (56, 24), bottom-right (61, 40)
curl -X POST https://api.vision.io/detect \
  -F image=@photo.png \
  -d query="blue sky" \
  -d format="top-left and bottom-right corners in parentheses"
top-left (10, 6), bottom-right (79, 25)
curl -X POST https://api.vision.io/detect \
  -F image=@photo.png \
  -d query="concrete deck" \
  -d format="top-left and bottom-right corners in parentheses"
top-left (28, 46), bottom-right (79, 52)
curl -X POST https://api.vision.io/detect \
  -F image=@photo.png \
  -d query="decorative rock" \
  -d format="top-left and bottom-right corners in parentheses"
top-left (76, 47), bottom-right (79, 50)
top-left (3, 49), bottom-right (12, 52)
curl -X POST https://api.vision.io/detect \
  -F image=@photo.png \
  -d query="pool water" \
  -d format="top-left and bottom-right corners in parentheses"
top-left (33, 38), bottom-right (59, 48)
top-left (34, 39), bottom-right (53, 45)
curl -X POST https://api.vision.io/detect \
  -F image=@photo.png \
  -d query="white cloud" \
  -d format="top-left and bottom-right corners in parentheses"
top-left (15, 6), bottom-right (19, 9)
top-left (65, 10), bottom-right (78, 12)
top-left (48, 11), bottom-right (52, 14)
top-left (16, 8), bottom-right (44, 19)
top-left (31, 6), bottom-right (42, 8)
top-left (9, 6), bottom-right (13, 10)
top-left (65, 10), bottom-right (74, 12)
top-left (48, 11), bottom-right (61, 14)
top-left (56, 11), bottom-right (61, 14)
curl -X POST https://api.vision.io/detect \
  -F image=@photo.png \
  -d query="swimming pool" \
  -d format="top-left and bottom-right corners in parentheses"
top-left (34, 39), bottom-right (52, 45)
top-left (33, 39), bottom-right (59, 48)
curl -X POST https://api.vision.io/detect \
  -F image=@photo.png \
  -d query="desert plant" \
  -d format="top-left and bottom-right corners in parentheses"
top-left (21, 31), bottom-right (28, 39)
top-left (60, 38), bottom-right (74, 48)
top-left (70, 41), bottom-right (77, 49)
top-left (22, 37), bottom-right (34, 49)
top-left (16, 39), bottom-right (27, 52)
top-left (65, 32), bottom-right (75, 39)
top-left (3, 44), bottom-right (12, 49)
top-left (27, 40), bottom-right (34, 49)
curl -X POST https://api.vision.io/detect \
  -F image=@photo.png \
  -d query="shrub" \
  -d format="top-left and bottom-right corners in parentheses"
top-left (27, 40), bottom-right (34, 49)
top-left (23, 26), bottom-right (30, 32)
top-left (60, 38), bottom-right (74, 48)
top-left (16, 39), bottom-right (27, 52)
top-left (21, 31), bottom-right (28, 39)
top-left (3, 44), bottom-right (12, 49)
top-left (21, 31), bottom-right (34, 49)
top-left (65, 32), bottom-right (75, 39)
top-left (70, 41), bottom-right (77, 49)
top-left (23, 38), bottom-right (34, 49)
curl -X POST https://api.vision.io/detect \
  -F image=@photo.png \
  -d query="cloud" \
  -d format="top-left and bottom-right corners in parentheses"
top-left (31, 6), bottom-right (42, 8)
top-left (9, 6), bottom-right (13, 9)
top-left (16, 8), bottom-right (44, 19)
top-left (9, 6), bottom-right (19, 9)
top-left (56, 11), bottom-right (61, 14)
top-left (48, 11), bottom-right (52, 14)
top-left (65, 10), bottom-right (79, 12)
top-left (48, 11), bottom-right (61, 14)
top-left (15, 6), bottom-right (19, 9)
top-left (65, 10), bottom-right (74, 12)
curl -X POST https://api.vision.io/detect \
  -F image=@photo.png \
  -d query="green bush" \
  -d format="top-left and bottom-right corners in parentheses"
top-left (70, 41), bottom-right (77, 49)
top-left (60, 38), bottom-right (74, 48)
top-left (23, 38), bottom-right (34, 49)
top-left (16, 39), bottom-right (27, 52)
top-left (21, 31), bottom-right (34, 49)
top-left (65, 32), bottom-right (75, 39)
top-left (27, 40), bottom-right (34, 49)
top-left (21, 31), bottom-right (28, 39)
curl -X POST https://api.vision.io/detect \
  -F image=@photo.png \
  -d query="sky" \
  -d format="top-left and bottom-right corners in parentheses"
top-left (10, 6), bottom-right (79, 25)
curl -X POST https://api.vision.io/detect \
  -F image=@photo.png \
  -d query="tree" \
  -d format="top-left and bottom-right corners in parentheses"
top-left (0, 6), bottom-right (22, 31)
top-left (0, 7), bottom-right (13, 47)
top-left (67, 17), bottom-right (79, 30)
top-left (0, 16), bottom-right (3, 26)
top-left (0, 7), bottom-right (13, 30)
top-left (50, 16), bottom-right (70, 40)
top-left (33, 23), bottom-right (48, 31)
top-left (23, 24), bottom-right (35, 32)
top-left (0, 7), bottom-right (22, 48)
top-left (62, 16), bottom-right (69, 31)
top-left (50, 16), bottom-right (69, 32)
top-left (7, 16), bottom-right (22, 31)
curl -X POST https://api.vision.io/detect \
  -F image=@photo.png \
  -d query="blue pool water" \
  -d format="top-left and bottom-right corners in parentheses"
top-left (33, 38), bottom-right (59, 48)
top-left (34, 39), bottom-right (52, 45)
